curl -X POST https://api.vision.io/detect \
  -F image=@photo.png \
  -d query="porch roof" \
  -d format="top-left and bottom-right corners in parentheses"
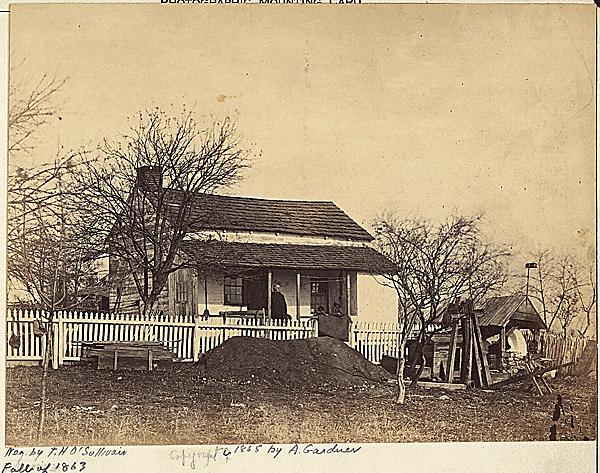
top-left (181, 240), bottom-right (397, 273)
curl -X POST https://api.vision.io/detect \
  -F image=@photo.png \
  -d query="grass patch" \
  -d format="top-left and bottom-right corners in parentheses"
top-left (5, 364), bottom-right (597, 446)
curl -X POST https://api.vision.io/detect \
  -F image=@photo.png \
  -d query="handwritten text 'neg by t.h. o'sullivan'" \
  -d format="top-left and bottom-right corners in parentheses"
top-left (171, 443), bottom-right (362, 469)
top-left (3, 446), bottom-right (127, 473)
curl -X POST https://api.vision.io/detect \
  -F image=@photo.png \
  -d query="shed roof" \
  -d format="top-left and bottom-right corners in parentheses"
top-left (479, 295), bottom-right (546, 330)
top-left (166, 190), bottom-right (373, 242)
top-left (180, 240), bottom-right (396, 273)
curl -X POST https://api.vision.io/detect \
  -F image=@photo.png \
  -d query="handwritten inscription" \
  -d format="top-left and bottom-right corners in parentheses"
top-left (5, 443), bottom-right (360, 472)
top-left (4, 446), bottom-right (127, 473)
top-left (170, 443), bottom-right (361, 469)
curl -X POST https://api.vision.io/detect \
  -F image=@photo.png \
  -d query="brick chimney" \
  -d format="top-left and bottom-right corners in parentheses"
top-left (136, 166), bottom-right (163, 191)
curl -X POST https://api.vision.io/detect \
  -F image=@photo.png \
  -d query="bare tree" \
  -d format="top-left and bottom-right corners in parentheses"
top-left (8, 71), bottom-right (66, 156)
top-left (75, 109), bottom-right (250, 317)
top-left (7, 66), bottom-right (104, 440)
top-left (7, 153), bottom-right (107, 441)
top-left (525, 250), bottom-right (595, 335)
top-left (8, 64), bottom-right (74, 304)
top-left (574, 259), bottom-right (597, 338)
top-left (373, 213), bottom-right (509, 401)
top-left (8, 154), bottom-right (100, 308)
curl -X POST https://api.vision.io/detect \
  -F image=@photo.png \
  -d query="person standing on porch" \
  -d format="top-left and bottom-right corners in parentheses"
top-left (271, 284), bottom-right (290, 320)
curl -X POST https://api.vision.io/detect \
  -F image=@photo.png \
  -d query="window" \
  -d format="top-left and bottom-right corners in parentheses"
top-left (224, 277), bottom-right (244, 306)
top-left (176, 282), bottom-right (189, 303)
top-left (175, 281), bottom-right (189, 316)
top-left (311, 280), bottom-right (328, 312)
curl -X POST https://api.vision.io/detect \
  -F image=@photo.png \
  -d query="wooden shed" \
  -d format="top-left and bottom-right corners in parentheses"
top-left (478, 295), bottom-right (546, 366)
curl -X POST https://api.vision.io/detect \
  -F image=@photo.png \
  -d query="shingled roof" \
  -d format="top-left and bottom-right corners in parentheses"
top-left (479, 295), bottom-right (546, 330)
top-left (166, 190), bottom-right (373, 242)
top-left (180, 240), bottom-right (397, 273)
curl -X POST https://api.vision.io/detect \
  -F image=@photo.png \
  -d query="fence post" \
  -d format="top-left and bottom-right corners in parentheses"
top-left (52, 313), bottom-right (59, 370)
top-left (193, 314), bottom-right (201, 362)
top-left (58, 311), bottom-right (65, 366)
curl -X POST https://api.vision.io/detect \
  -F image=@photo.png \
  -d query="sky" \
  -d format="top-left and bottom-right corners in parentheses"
top-left (8, 4), bottom-right (597, 267)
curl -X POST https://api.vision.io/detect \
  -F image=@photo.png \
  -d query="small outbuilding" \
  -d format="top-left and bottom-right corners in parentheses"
top-left (478, 295), bottom-right (546, 368)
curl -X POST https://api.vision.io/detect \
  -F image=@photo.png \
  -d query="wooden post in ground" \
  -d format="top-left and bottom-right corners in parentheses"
top-left (113, 349), bottom-right (118, 370)
top-left (471, 323), bottom-right (483, 387)
top-left (148, 348), bottom-right (153, 371)
top-left (472, 312), bottom-right (492, 387)
top-left (500, 326), bottom-right (507, 368)
top-left (445, 320), bottom-right (459, 383)
top-left (432, 344), bottom-right (440, 379)
top-left (462, 316), bottom-right (473, 385)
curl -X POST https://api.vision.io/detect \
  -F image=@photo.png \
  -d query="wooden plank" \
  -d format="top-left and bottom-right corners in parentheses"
top-left (472, 313), bottom-right (492, 387)
top-left (531, 375), bottom-right (544, 395)
top-left (462, 316), bottom-right (472, 385)
top-left (540, 375), bottom-right (553, 393)
top-left (470, 321), bottom-right (484, 388)
top-left (88, 341), bottom-right (163, 348)
top-left (445, 321), bottom-right (459, 383)
top-left (417, 381), bottom-right (467, 390)
top-left (489, 362), bottom-right (574, 389)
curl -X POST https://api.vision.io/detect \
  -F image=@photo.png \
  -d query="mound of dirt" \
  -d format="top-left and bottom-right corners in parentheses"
top-left (195, 336), bottom-right (392, 391)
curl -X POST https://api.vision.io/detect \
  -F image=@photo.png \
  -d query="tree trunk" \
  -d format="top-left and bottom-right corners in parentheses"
top-left (37, 325), bottom-right (52, 441)
top-left (409, 327), bottom-right (426, 386)
top-left (142, 292), bottom-right (160, 318)
top-left (396, 355), bottom-right (407, 404)
top-left (412, 355), bottom-right (426, 385)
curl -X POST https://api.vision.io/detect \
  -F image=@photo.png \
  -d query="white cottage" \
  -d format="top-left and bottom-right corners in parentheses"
top-left (110, 168), bottom-right (398, 324)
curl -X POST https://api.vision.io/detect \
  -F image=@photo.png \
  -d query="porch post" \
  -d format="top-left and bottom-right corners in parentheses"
top-left (296, 271), bottom-right (301, 320)
top-left (500, 325), bottom-right (507, 368)
top-left (267, 269), bottom-right (272, 319)
top-left (345, 271), bottom-right (351, 316)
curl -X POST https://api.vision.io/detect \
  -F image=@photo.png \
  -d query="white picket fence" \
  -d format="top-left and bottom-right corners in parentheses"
top-left (347, 321), bottom-right (401, 363)
top-left (6, 309), bottom-right (400, 367)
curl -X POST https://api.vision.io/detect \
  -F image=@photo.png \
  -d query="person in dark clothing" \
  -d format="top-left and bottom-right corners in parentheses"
top-left (271, 284), bottom-right (290, 320)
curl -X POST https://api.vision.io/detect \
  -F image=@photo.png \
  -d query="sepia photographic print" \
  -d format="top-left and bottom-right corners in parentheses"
top-left (4, 3), bottom-right (597, 472)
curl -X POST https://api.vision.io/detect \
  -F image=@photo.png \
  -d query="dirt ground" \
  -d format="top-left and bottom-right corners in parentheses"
top-left (5, 336), bottom-right (598, 446)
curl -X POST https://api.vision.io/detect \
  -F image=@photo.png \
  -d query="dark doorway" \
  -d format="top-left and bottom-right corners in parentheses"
top-left (243, 270), bottom-right (268, 311)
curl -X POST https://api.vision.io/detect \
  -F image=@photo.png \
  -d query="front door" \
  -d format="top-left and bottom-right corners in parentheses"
top-left (244, 270), bottom-right (268, 311)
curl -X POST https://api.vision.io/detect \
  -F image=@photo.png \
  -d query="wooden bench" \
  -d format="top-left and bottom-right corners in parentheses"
top-left (82, 341), bottom-right (176, 371)
top-left (217, 309), bottom-right (266, 324)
